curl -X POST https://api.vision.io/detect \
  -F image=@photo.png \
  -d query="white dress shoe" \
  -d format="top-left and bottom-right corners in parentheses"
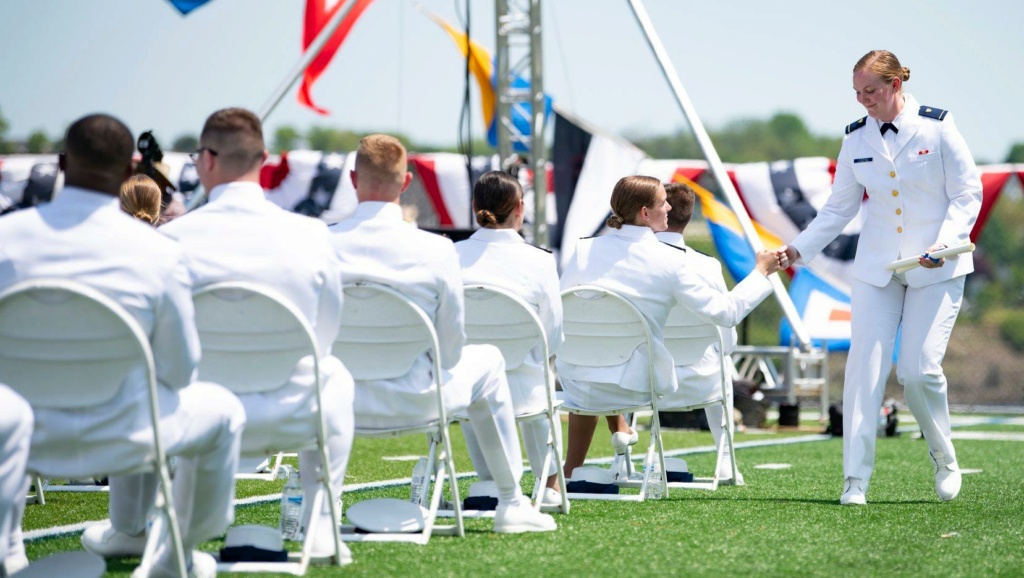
top-left (717, 466), bottom-right (745, 486)
top-left (309, 522), bottom-right (353, 564)
top-left (840, 477), bottom-right (868, 505)
top-left (3, 552), bottom-right (28, 575)
top-left (132, 550), bottom-right (216, 578)
top-left (610, 430), bottom-right (639, 455)
top-left (81, 523), bottom-right (147, 558)
top-left (931, 451), bottom-right (962, 502)
top-left (539, 487), bottom-right (562, 507)
top-left (493, 502), bottom-right (557, 534)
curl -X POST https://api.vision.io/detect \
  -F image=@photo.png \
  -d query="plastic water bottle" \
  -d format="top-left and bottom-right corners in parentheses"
top-left (647, 459), bottom-right (663, 500)
top-left (409, 457), bottom-right (429, 507)
top-left (279, 469), bottom-right (304, 541)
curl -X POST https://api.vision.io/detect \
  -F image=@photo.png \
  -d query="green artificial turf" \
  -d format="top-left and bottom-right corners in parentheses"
top-left (21, 422), bottom-right (1024, 577)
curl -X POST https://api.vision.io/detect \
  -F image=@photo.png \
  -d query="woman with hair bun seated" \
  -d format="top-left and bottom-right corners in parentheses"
top-left (557, 175), bottom-right (784, 482)
top-left (119, 174), bottom-right (162, 226)
top-left (454, 170), bottom-right (565, 507)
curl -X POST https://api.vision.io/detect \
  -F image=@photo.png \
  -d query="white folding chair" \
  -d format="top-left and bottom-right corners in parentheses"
top-left (0, 279), bottom-right (187, 578)
top-left (332, 282), bottom-right (464, 544)
top-left (557, 285), bottom-right (669, 502)
top-left (660, 305), bottom-right (738, 490)
top-left (191, 281), bottom-right (344, 575)
top-left (460, 284), bottom-right (569, 515)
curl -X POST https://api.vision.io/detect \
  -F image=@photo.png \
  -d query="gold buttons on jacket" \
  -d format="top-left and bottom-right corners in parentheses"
top-left (890, 171), bottom-right (896, 178)
top-left (892, 190), bottom-right (899, 197)
top-left (896, 208), bottom-right (902, 215)
top-left (897, 227), bottom-right (903, 233)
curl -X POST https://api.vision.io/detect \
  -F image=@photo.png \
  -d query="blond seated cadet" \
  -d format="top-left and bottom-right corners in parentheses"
top-left (329, 135), bottom-right (556, 534)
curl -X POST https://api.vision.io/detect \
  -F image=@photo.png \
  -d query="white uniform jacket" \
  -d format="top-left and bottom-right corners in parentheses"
top-left (160, 182), bottom-right (348, 453)
top-left (655, 231), bottom-right (737, 406)
top-left (0, 187), bottom-right (200, 476)
top-left (328, 202), bottom-right (466, 421)
top-left (455, 227), bottom-right (563, 412)
top-left (160, 182), bottom-right (343, 363)
top-left (790, 94), bottom-right (982, 288)
top-left (558, 225), bottom-right (772, 395)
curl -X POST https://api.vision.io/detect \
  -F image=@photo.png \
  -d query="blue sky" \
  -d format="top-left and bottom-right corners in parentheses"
top-left (1, 0), bottom-right (1021, 162)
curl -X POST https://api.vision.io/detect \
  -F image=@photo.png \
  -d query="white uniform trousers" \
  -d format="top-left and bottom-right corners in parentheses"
top-left (356, 344), bottom-right (525, 502)
top-left (463, 360), bottom-right (561, 482)
top-left (237, 356), bottom-right (354, 529)
top-left (845, 275), bottom-right (964, 481)
top-left (0, 386), bottom-right (32, 566)
top-left (109, 382), bottom-right (245, 549)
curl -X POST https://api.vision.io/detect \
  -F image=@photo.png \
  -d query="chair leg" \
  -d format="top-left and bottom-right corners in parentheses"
top-left (544, 410), bottom-right (570, 514)
top-left (440, 426), bottom-right (464, 538)
top-left (652, 418), bottom-right (669, 499)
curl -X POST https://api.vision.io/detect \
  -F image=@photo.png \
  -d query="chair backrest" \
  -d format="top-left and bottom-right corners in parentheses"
top-left (663, 305), bottom-right (724, 367)
top-left (192, 281), bottom-right (320, 394)
top-left (334, 282), bottom-right (441, 382)
top-left (0, 278), bottom-right (155, 409)
top-left (559, 285), bottom-right (652, 369)
top-left (463, 284), bottom-right (547, 371)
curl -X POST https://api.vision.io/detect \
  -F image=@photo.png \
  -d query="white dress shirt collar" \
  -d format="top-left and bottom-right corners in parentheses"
top-left (352, 200), bottom-right (405, 222)
top-left (469, 227), bottom-right (525, 243)
top-left (52, 186), bottom-right (121, 211)
top-left (655, 231), bottom-right (686, 246)
top-left (207, 181), bottom-right (265, 204)
top-left (611, 224), bottom-right (657, 240)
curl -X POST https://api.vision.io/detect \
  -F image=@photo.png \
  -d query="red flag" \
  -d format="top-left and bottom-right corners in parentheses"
top-left (298, 0), bottom-right (375, 115)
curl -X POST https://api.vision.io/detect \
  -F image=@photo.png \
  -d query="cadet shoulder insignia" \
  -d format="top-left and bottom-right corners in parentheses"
top-left (845, 116), bottom-right (867, 134)
top-left (689, 247), bottom-right (712, 258)
top-left (528, 244), bottom-right (552, 253)
top-left (659, 241), bottom-right (687, 252)
top-left (918, 105), bottom-right (948, 121)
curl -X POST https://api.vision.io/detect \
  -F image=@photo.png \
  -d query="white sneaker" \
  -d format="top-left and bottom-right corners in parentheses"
top-left (3, 552), bottom-right (28, 576)
top-left (610, 430), bottom-right (638, 455)
top-left (309, 521), bottom-right (353, 565)
top-left (932, 451), bottom-right (962, 502)
top-left (493, 502), bottom-right (556, 534)
top-left (717, 466), bottom-right (745, 486)
top-left (840, 477), bottom-right (868, 505)
top-left (81, 522), bottom-right (147, 558)
top-left (132, 550), bottom-right (216, 578)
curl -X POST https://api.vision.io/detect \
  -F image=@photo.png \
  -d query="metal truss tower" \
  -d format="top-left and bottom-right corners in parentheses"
top-left (494, 0), bottom-right (547, 246)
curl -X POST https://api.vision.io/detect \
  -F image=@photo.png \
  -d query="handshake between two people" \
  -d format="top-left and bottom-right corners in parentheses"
top-left (752, 247), bottom-right (792, 277)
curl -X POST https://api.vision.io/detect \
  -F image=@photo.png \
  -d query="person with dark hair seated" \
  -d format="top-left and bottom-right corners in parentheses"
top-left (455, 170), bottom-right (565, 506)
top-left (0, 113), bottom-right (245, 578)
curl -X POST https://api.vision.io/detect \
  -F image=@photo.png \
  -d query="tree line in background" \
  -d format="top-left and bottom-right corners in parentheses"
top-left (3, 105), bottom-right (1024, 164)
top-left (1, 104), bottom-right (1023, 347)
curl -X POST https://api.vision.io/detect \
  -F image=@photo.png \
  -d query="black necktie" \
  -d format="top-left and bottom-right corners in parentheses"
top-left (880, 122), bottom-right (898, 136)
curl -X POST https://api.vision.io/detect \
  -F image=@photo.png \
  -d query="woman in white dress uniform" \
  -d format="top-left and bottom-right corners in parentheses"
top-left (455, 170), bottom-right (564, 505)
top-left (778, 50), bottom-right (982, 505)
top-left (558, 176), bottom-right (782, 480)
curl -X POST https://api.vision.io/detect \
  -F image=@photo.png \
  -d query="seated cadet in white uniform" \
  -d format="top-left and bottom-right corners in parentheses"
top-left (558, 175), bottom-right (784, 481)
top-left (655, 181), bottom-right (743, 484)
top-left (159, 108), bottom-right (355, 561)
top-left (0, 386), bottom-right (32, 577)
top-left (454, 170), bottom-right (565, 506)
top-left (328, 134), bottom-right (556, 533)
top-left (0, 114), bottom-right (245, 578)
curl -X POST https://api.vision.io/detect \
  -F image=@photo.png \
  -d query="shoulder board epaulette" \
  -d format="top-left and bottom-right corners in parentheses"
top-left (845, 117), bottom-right (867, 134)
top-left (689, 247), bottom-right (712, 258)
top-left (659, 241), bottom-right (687, 252)
top-left (918, 105), bottom-right (948, 121)
top-left (579, 236), bottom-right (598, 240)
top-left (529, 244), bottom-right (552, 253)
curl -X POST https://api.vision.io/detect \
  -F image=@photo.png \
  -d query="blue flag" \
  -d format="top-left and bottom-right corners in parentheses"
top-left (167, 0), bottom-right (213, 15)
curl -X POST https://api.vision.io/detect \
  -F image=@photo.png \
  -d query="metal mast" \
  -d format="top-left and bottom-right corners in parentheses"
top-left (495, 0), bottom-right (547, 246)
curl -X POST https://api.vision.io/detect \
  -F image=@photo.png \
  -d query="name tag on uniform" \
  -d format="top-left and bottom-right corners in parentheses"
top-left (854, 157), bottom-right (873, 163)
